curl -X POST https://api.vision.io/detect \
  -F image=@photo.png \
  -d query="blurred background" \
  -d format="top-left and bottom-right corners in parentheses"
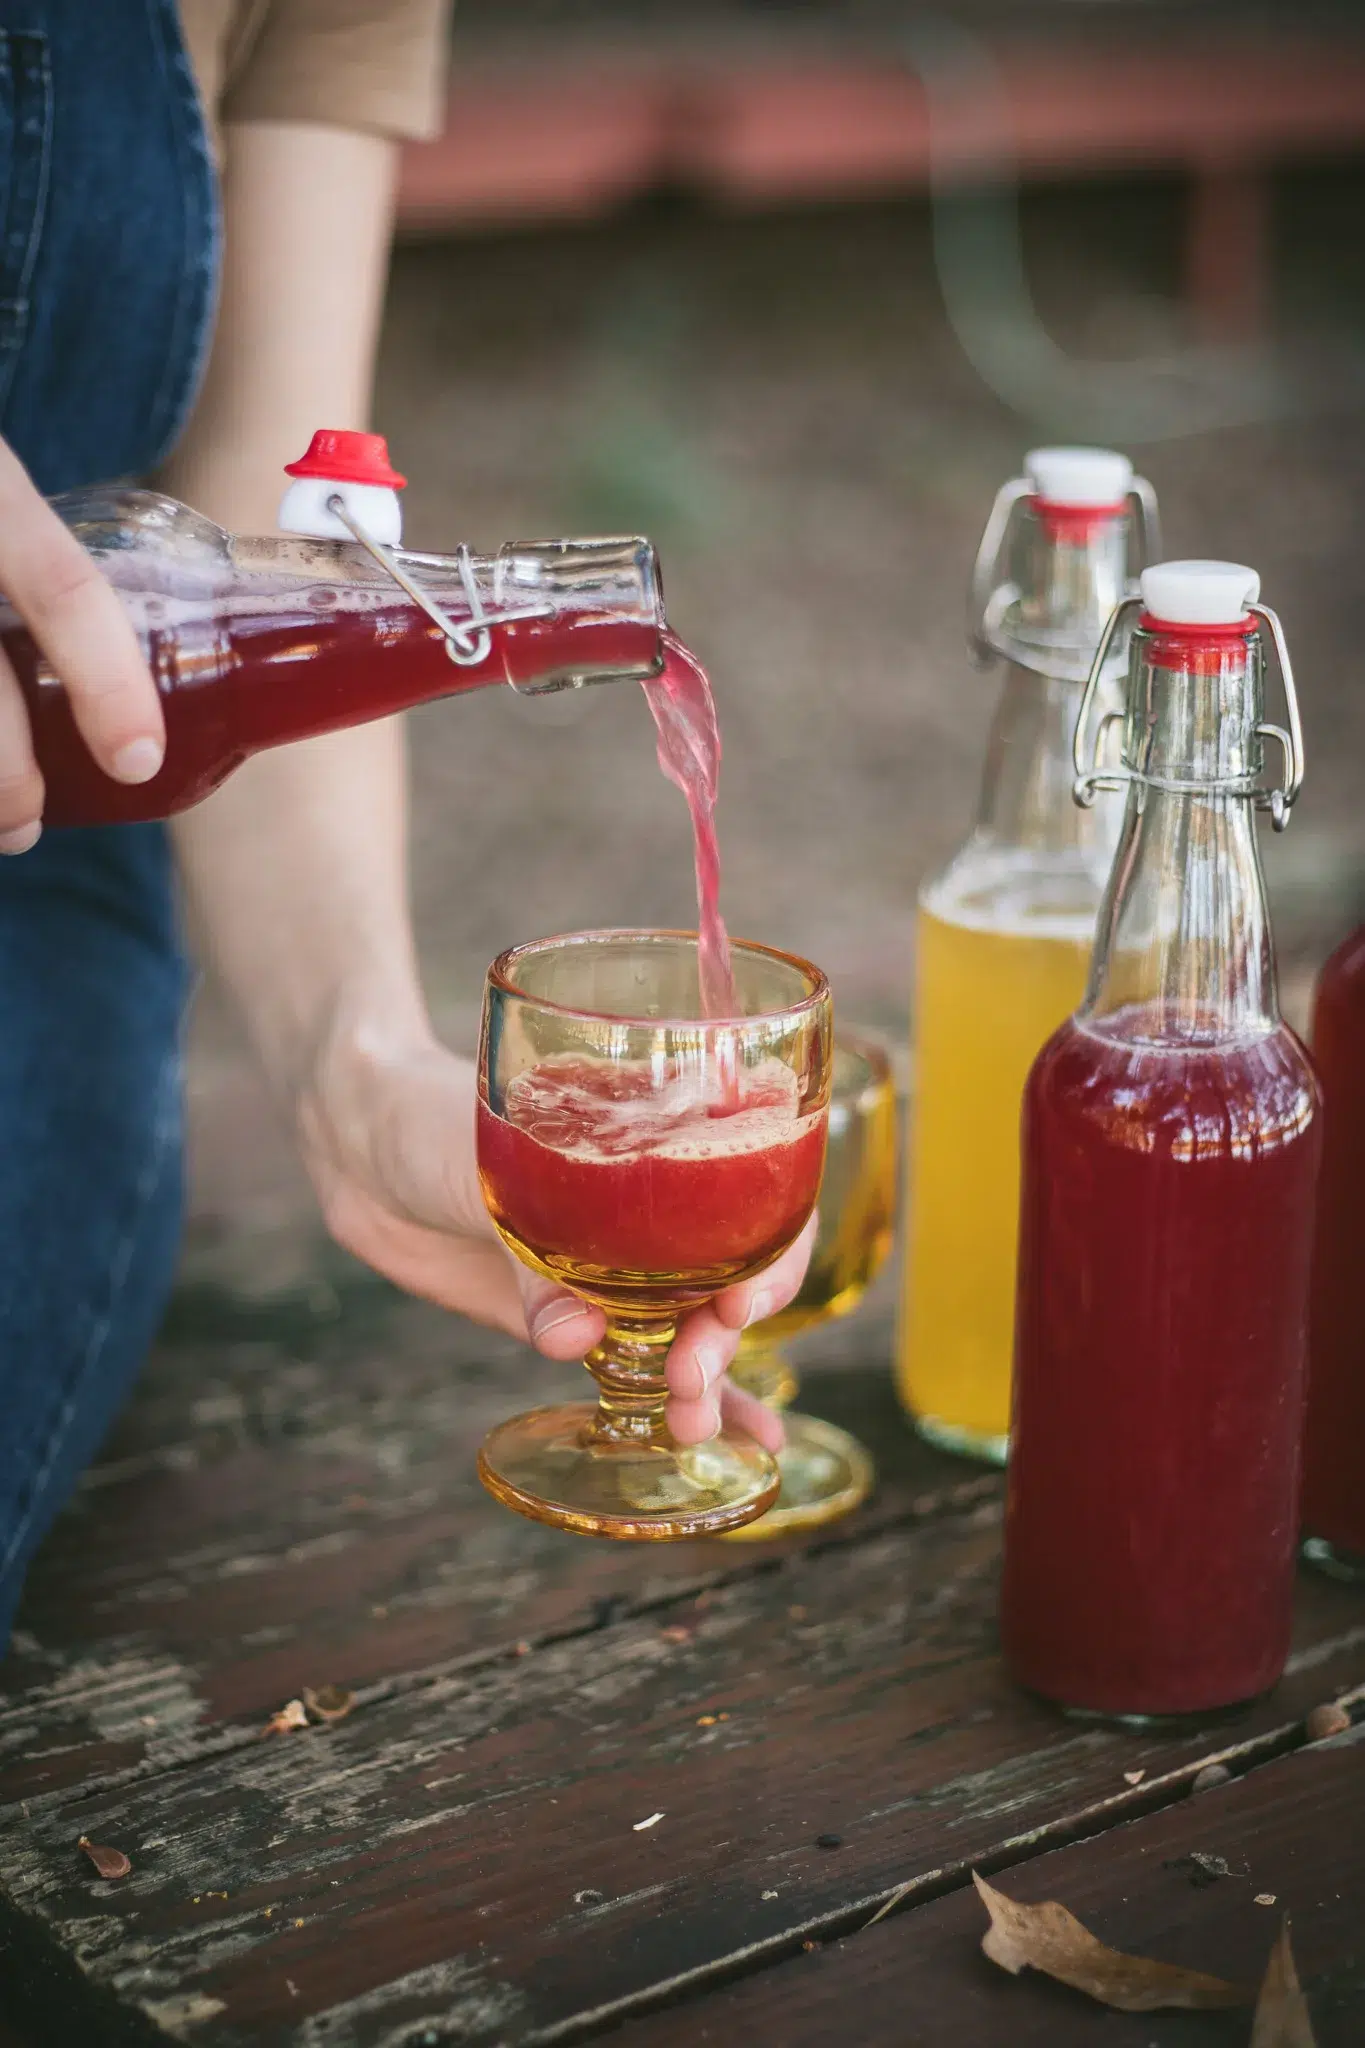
top-left (184, 0), bottom-right (1365, 1306)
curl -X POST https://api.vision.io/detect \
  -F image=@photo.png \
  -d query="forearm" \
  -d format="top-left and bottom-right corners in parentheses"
top-left (171, 724), bottom-right (430, 1096)
top-left (163, 119), bottom-right (428, 1094)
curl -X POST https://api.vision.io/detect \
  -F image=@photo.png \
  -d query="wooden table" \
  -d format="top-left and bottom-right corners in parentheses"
top-left (0, 1273), bottom-right (1361, 2045)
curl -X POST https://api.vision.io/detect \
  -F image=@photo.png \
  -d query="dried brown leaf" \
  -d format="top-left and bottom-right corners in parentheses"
top-left (302, 1684), bottom-right (354, 1724)
top-left (973, 1873), bottom-right (1247, 2013)
top-left (262, 1698), bottom-right (309, 1737)
top-left (1250, 1921), bottom-right (1318, 2047)
top-left (1304, 1702), bottom-right (1350, 1743)
top-left (78, 1836), bottom-right (131, 1880)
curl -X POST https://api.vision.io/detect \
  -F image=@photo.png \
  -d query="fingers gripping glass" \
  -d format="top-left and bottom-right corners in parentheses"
top-left (475, 931), bottom-right (833, 1539)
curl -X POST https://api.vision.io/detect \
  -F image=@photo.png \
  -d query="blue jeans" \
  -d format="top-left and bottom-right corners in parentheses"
top-left (0, 4), bottom-right (215, 1643)
top-left (0, 826), bottom-right (189, 1642)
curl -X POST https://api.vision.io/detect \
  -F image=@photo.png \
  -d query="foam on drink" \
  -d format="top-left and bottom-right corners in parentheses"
top-left (503, 1056), bottom-right (809, 1163)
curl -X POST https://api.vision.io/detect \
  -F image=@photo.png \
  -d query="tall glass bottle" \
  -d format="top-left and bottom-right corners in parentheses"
top-left (0, 431), bottom-right (665, 828)
top-left (1302, 926), bottom-right (1365, 1579)
top-left (897, 447), bottom-right (1159, 1462)
top-left (1002, 561), bottom-right (1320, 1721)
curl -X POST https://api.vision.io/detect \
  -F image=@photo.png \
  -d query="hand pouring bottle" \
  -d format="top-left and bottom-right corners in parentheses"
top-left (0, 430), bottom-right (664, 828)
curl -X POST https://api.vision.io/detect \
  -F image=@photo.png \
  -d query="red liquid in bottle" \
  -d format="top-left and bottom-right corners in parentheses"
top-left (5, 593), bottom-right (660, 829)
top-left (1003, 1011), bottom-right (1321, 1718)
top-left (477, 1055), bottom-right (825, 1292)
top-left (1303, 923), bottom-right (1365, 1561)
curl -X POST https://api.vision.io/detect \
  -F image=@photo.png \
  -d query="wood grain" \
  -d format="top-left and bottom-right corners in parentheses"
top-left (2, 1492), bottom-right (1362, 2044)
top-left (608, 1725), bottom-right (1365, 2047)
top-left (0, 1291), bottom-right (991, 1803)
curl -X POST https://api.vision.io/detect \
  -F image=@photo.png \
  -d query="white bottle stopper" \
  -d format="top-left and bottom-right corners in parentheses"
top-left (278, 430), bottom-right (405, 547)
top-left (1025, 446), bottom-right (1133, 507)
top-left (1141, 560), bottom-right (1259, 626)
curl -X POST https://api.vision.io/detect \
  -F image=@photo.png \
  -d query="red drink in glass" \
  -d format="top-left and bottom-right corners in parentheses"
top-left (1303, 923), bottom-right (1365, 1570)
top-left (1003, 1013), bottom-right (1320, 1717)
top-left (478, 1055), bottom-right (826, 1300)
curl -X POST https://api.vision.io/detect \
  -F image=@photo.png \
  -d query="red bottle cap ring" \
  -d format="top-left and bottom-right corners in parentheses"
top-left (284, 430), bottom-right (406, 490)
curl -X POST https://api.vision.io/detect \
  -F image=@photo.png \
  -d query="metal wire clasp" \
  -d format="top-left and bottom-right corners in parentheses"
top-left (1247, 601), bottom-right (1304, 831)
top-left (325, 495), bottom-right (552, 676)
top-left (1071, 597), bottom-right (1305, 830)
top-left (967, 473), bottom-right (1161, 668)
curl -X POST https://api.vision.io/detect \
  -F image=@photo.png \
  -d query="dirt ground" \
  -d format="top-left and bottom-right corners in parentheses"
top-left (184, 168), bottom-right (1365, 1288)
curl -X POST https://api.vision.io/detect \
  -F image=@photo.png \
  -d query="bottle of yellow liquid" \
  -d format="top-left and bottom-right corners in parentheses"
top-left (898, 448), bottom-right (1160, 1461)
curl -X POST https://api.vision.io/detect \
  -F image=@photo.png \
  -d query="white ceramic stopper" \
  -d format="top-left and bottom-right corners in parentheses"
top-left (277, 476), bottom-right (403, 548)
top-left (1025, 446), bottom-right (1133, 507)
top-left (1141, 560), bottom-right (1259, 626)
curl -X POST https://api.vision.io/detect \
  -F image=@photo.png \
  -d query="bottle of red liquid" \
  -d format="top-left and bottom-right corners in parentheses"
top-left (1302, 927), bottom-right (1365, 1579)
top-left (1, 430), bottom-right (665, 828)
top-left (1001, 560), bottom-right (1321, 1721)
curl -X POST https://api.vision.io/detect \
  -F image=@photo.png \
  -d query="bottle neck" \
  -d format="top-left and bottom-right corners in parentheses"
top-left (976, 659), bottom-right (1119, 866)
top-left (229, 533), bottom-right (664, 696)
top-left (1082, 628), bottom-right (1280, 1042)
top-left (989, 502), bottom-right (1132, 682)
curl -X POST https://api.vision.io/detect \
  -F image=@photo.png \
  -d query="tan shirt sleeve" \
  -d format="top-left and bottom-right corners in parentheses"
top-left (179, 2), bottom-right (451, 146)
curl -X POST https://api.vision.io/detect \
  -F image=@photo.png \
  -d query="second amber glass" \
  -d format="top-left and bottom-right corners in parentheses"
top-left (476, 930), bottom-right (832, 1539)
top-left (722, 1033), bottom-right (897, 1540)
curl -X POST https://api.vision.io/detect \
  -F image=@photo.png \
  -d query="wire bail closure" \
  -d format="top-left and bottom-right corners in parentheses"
top-left (326, 494), bottom-right (553, 680)
top-left (967, 474), bottom-right (1161, 669)
top-left (1071, 597), bottom-right (1305, 831)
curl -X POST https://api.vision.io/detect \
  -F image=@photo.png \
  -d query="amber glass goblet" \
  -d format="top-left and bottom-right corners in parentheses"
top-left (720, 1033), bottom-right (897, 1541)
top-left (476, 930), bottom-right (832, 1540)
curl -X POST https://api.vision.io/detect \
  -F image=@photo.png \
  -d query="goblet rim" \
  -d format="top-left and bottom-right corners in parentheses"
top-left (486, 926), bottom-right (830, 1031)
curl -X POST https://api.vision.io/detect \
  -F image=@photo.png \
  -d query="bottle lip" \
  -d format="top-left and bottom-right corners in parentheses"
top-left (1032, 496), bottom-right (1128, 519)
top-left (1139, 609), bottom-right (1255, 641)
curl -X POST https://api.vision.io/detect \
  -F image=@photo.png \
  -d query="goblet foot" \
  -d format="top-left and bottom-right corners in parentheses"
top-left (477, 1403), bottom-right (779, 1540)
top-left (718, 1410), bottom-right (874, 1542)
top-left (1302, 1536), bottom-right (1365, 1585)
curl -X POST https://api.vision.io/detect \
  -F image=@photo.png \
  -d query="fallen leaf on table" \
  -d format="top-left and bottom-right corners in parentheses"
top-left (1123, 1769), bottom-right (1146, 1786)
top-left (302, 1684), bottom-right (354, 1724)
top-left (1304, 1702), bottom-right (1350, 1743)
top-left (973, 1872), bottom-right (1247, 2012)
top-left (78, 1836), bottom-right (131, 1880)
top-left (1250, 1921), bottom-right (1318, 2047)
top-left (262, 1698), bottom-right (308, 1737)
top-left (632, 1812), bottom-right (665, 1832)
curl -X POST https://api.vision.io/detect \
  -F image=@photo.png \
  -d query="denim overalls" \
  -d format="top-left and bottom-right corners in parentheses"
top-left (0, 0), bottom-right (217, 1641)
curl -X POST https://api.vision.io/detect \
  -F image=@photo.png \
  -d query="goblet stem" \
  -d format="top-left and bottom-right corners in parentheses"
top-left (582, 1315), bottom-right (677, 1448)
top-left (730, 1339), bottom-right (799, 1414)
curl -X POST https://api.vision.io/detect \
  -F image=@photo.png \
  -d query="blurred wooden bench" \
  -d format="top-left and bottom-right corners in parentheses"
top-left (397, 32), bottom-right (1365, 338)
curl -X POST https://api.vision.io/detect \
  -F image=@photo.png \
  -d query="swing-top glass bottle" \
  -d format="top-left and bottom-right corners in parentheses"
top-left (898, 446), bottom-right (1160, 1461)
top-left (0, 430), bottom-right (665, 828)
top-left (1002, 561), bottom-right (1321, 1720)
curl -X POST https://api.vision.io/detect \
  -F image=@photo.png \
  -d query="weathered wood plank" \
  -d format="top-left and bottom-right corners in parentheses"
top-left (1, 1494), bottom-right (1361, 2047)
top-left (607, 1722), bottom-right (1365, 2047)
top-left (0, 1285), bottom-right (992, 1804)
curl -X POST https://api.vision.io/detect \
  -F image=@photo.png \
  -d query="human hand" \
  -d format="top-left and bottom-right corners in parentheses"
top-left (297, 1019), bottom-right (813, 1453)
top-left (0, 437), bottom-right (166, 849)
